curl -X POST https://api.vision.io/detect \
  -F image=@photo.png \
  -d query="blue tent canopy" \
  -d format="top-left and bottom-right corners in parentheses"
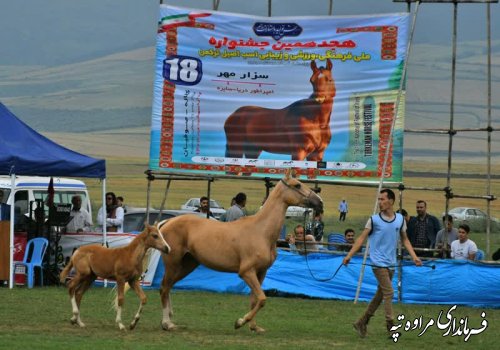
top-left (0, 102), bottom-right (105, 178)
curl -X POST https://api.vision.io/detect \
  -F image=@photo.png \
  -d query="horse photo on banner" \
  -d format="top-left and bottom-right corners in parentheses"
top-left (149, 5), bottom-right (408, 183)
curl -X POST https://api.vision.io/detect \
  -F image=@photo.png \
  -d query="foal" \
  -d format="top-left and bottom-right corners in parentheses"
top-left (60, 224), bottom-right (170, 330)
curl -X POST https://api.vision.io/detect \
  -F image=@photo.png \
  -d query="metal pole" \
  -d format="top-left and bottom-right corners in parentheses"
top-left (158, 179), bottom-right (172, 221)
top-left (146, 177), bottom-right (152, 224)
top-left (355, 0), bottom-right (421, 303)
top-left (443, 1), bottom-right (458, 242)
top-left (8, 173), bottom-right (15, 289)
top-left (485, 2), bottom-right (492, 255)
top-left (207, 178), bottom-right (212, 219)
top-left (329, 0), bottom-right (334, 15)
top-left (268, 0), bottom-right (272, 17)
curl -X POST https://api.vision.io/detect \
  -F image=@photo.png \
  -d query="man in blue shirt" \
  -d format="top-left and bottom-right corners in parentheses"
top-left (343, 189), bottom-right (422, 338)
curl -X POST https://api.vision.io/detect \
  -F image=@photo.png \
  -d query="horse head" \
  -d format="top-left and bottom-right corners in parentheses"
top-left (310, 58), bottom-right (335, 129)
top-left (143, 223), bottom-right (171, 254)
top-left (279, 170), bottom-right (323, 213)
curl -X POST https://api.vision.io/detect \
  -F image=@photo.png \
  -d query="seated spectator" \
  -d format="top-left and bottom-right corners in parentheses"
top-left (492, 248), bottom-right (500, 261)
top-left (306, 210), bottom-right (325, 242)
top-left (223, 192), bottom-right (246, 222)
top-left (337, 228), bottom-right (356, 252)
top-left (289, 224), bottom-right (316, 253)
top-left (450, 223), bottom-right (477, 261)
top-left (195, 196), bottom-right (215, 218)
top-left (435, 214), bottom-right (458, 258)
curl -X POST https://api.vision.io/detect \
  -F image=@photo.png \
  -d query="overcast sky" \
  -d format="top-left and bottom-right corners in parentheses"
top-left (1, 0), bottom-right (498, 66)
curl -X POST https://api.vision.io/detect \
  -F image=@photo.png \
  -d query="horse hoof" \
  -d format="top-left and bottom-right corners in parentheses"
top-left (234, 318), bottom-right (245, 329)
top-left (118, 323), bottom-right (126, 331)
top-left (161, 322), bottom-right (176, 331)
top-left (250, 326), bottom-right (266, 334)
top-left (129, 318), bottom-right (140, 330)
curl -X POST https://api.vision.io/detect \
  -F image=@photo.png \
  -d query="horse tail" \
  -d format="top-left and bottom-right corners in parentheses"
top-left (59, 259), bottom-right (74, 284)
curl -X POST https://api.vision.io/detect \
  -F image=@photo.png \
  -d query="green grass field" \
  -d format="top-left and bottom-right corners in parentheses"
top-left (2, 158), bottom-right (499, 348)
top-left (0, 287), bottom-right (498, 350)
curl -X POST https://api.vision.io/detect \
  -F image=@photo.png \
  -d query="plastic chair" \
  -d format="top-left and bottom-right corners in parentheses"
top-left (475, 249), bottom-right (485, 261)
top-left (14, 237), bottom-right (49, 288)
top-left (327, 233), bottom-right (346, 251)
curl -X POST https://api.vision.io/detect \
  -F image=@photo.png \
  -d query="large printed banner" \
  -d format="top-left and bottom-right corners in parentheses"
top-left (149, 5), bottom-right (408, 183)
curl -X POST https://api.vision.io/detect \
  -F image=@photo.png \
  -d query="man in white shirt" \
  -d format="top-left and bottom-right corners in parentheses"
top-left (450, 223), bottom-right (477, 261)
top-left (66, 195), bottom-right (93, 233)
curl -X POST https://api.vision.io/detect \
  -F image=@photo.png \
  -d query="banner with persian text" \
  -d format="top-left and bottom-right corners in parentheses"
top-left (149, 5), bottom-right (408, 183)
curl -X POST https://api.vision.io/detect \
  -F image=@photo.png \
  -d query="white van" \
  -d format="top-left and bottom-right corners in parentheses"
top-left (0, 176), bottom-right (91, 228)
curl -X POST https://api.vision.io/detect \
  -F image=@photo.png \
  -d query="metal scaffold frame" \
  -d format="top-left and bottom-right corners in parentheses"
top-left (152, 1), bottom-right (498, 302)
top-left (155, 0), bottom-right (499, 249)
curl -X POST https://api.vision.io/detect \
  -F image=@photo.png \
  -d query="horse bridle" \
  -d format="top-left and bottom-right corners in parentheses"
top-left (279, 179), bottom-right (318, 207)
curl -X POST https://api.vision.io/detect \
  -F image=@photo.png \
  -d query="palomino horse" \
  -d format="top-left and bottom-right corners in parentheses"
top-left (224, 59), bottom-right (335, 161)
top-left (158, 170), bottom-right (323, 332)
top-left (60, 224), bottom-right (170, 330)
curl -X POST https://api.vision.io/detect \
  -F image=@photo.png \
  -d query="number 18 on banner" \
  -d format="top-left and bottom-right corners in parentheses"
top-left (163, 55), bottom-right (203, 86)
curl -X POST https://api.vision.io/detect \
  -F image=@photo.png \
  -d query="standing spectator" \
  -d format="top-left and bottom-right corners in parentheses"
top-left (407, 200), bottom-right (441, 257)
top-left (224, 192), bottom-right (246, 222)
top-left (343, 189), bottom-right (421, 338)
top-left (306, 210), bottom-right (325, 242)
top-left (450, 223), bottom-right (477, 261)
top-left (66, 195), bottom-right (93, 233)
top-left (195, 196), bottom-right (215, 218)
top-left (338, 198), bottom-right (348, 221)
top-left (97, 192), bottom-right (124, 233)
top-left (397, 209), bottom-right (411, 226)
top-left (435, 215), bottom-right (458, 258)
top-left (116, 196), bottom-right (127, 213)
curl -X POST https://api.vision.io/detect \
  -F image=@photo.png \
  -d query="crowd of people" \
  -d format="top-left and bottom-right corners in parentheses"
top-left (66, 191), bottom-right (127, 234)
top-left (62, 189), bottom-right (493, 265)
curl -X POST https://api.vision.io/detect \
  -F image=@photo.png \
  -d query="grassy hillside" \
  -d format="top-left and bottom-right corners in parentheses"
top-left (1, 41), bottom-right (499, 161)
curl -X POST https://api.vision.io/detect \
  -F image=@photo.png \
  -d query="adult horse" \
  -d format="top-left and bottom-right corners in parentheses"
top-left (158, 170), bottom-right (323, 332)
top-left (60, 224), bottom-right (170, 330)
top-left (224, 58), bottom-right (335, 161)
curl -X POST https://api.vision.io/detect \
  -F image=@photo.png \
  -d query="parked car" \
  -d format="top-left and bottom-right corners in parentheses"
top-left (181, 198), bottom-right (226, 219)
top-left (286, 206), bottom-right (313, 218)
top-left (123, 207), bottom-right (210, 233)
top-left (442, 207), bottom-right (499, 230)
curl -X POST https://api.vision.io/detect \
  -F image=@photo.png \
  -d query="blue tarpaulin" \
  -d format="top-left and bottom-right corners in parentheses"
top-left (148, 250), bottom-right (500, 308)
